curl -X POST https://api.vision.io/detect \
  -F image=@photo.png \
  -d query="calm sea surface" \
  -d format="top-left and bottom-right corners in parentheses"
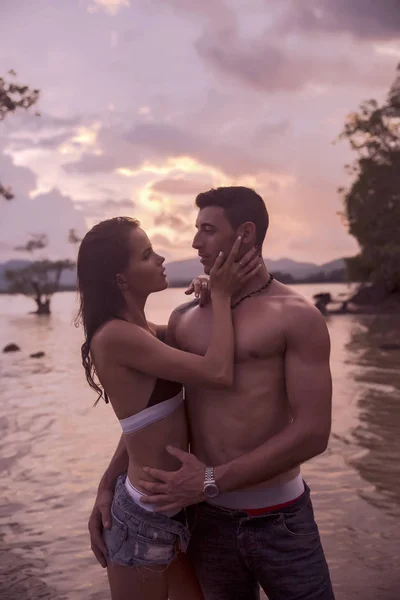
top-left (1, 284), bottom-right (400, 600)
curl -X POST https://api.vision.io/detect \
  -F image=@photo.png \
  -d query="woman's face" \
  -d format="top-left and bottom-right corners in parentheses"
top-left (119, 227), bottom-right (167, 296)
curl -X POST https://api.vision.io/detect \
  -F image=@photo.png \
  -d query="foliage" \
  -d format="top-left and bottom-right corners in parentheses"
top-left (339, 63), bottom-right (400, 293)
top-left (6, 259), bottom-right (75, 297)
top-left (5, 231), bottom-right (79, 314)
top-left (0, 70), bottom-right (40, 200)
top-left (14, 234), bottom-right (48, 253)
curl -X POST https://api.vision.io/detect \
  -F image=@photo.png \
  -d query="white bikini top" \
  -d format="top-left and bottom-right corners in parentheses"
top-left (119, 390), bottom-right (184, 434)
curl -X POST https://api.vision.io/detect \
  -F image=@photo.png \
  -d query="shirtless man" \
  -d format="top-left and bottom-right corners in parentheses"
top-left (89, 186), bottom-right (335, 599)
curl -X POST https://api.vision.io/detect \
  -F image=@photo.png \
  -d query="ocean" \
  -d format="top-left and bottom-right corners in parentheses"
top-left (1, 284), bottom-right (400, 599)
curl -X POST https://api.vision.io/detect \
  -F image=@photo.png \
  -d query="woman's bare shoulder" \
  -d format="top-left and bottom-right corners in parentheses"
top-left (91, 319), bottom-right (146, 353)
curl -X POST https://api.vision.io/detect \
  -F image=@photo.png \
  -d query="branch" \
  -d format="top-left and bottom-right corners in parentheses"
top-left (1, 70), bottom-right (40, 200)
top-left (14, 234), bottom-right (48, 253)
top-left (0, 71), bottom-right (40, 121)
top-left (0, 181), bottom-right (14, 200)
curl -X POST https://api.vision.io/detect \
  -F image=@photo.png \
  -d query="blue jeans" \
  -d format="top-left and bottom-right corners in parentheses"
top-left (186, 481), bottom-right (335, 600)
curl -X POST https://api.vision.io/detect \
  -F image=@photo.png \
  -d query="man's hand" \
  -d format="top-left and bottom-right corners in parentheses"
top-left (185, 275), bottom-right (210, 307)
top-left (88, 487), bottom-right (114, 568)
top-left (139, 447), bottom-right (206, 513)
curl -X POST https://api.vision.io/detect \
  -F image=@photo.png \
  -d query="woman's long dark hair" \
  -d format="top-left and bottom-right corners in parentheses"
top-left (76, 216), bottom-right (140, 404)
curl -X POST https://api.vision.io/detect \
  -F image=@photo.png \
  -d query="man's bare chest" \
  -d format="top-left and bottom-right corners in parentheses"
top-left (176, 305), bottom-right (284, 362)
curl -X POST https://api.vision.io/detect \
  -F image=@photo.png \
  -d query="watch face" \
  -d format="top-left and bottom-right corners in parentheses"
top-left (204, 483), bottom-right (219, 498)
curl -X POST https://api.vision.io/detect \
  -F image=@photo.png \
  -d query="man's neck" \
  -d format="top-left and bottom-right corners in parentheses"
top-left (231, 262), bottom-right (270, 307)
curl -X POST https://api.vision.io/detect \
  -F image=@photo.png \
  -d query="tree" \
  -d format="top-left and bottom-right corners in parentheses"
top-left (5, 230), bottom-right (80, 315)
top-left (339, 63), bottom-right (400, 296)
top-left (0, 70), bottom-right (40, 200)
top-left (1, 73), bottom-right (81, 314)
top-left (6, 259), bottom-right (75, 315)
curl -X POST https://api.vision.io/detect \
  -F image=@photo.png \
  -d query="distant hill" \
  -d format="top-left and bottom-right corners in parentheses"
top-left (165, 257), bottom-right (345, 283)
top-left (0, 256), bottom-right (346, 292)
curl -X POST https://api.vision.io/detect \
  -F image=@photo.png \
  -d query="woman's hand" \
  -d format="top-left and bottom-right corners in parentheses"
top-left (210, 237), bottom-right (261, 298)
top-left (88, 486), bottom-right (114, 568)
top-left (185, 275), bottom-right (210, 307)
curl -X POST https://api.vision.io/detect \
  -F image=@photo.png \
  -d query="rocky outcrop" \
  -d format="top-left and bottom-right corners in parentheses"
top-left (30, 352), bottom-right (45, 358)
top-left (2, 344), bottom-right (21, 353)
top-left (314, 284), bottom-right (400, 315)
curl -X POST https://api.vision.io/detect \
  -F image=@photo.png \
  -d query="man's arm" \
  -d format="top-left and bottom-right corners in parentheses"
top-left (88, 434), bottom-right (128, 567)
top-left (216, 302), bottom-right (332, 492)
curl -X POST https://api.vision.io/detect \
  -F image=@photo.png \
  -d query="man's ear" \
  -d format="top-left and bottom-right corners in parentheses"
top-left (239, 222), bottom-right (256, 246)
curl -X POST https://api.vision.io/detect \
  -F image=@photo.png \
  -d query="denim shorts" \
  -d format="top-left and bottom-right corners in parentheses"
top-left (103, 475), bottom-right (190, 568)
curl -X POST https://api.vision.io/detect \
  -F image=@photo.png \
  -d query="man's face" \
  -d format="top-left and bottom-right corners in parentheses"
top-left (192, 206), bottom-right (238, 274)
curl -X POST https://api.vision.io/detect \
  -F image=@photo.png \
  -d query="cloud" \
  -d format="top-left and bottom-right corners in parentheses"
top-left (64, 121), bottom-right (271, 178)
top-left (1, 112), bottom-right (86, 159)
top-left (150, 175), bottom-right (213, 195)
top-left (103, 198), bottom-right (135, 209)
top-left (11, 112), bottom-right (82, 132)
top-left (276, 0), bottom-right (400, 42)
top-left (63, 152), bottom-right (122, 174)
top-left (0, 145), bottom-right (37, 198)
top-left (0, 187), bottom-right (87, 261)
top-left (149, 233), bottom-right (174, 249)
top-left (1, 0), bottom-right (397, 264)
top-left (7, 132), bottom-right (74, 152)
top-left (88, 0), bottom-right (130, 16)
top-left (75, 197), bottom-right (136, 218)
top-left (153, 211), bottom-right (191, 232)
top-left (163, 0), bottom-right (234, 22)
top-left (196, 25), bottom-right (396, 93)
top-left (149, 232), bottom-right (195, 257)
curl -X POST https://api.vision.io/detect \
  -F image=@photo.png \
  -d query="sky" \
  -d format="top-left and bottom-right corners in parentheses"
top-left (1, 0), bottom-right (399, 264)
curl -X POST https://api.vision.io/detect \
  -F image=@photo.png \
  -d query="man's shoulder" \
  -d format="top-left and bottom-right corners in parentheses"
top-left (173, 298), bottom-right (200, 315)
top-left (166, 299), bottom-right (200, 347)
top-left (263, 281), bottom-right (325, 329)
top-left (278, 289), bottom-right (329, 341)
top-left (267, 280), bottom-right (313, 308)
top-left (168, 298), bottom-right (200, 327)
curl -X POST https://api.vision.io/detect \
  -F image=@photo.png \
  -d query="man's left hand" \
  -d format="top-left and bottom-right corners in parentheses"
top-left (139, 446), bottom-right (206, 513)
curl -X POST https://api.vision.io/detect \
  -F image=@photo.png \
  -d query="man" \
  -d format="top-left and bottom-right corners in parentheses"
top-left (89, 186), bottom-right (335, 599)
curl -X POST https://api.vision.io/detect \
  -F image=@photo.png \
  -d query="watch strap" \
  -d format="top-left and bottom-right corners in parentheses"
top-left (204, 466), bottom-right (216, 485)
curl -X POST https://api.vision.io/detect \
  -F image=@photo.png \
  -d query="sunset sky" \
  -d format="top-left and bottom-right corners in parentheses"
top-left (1, 0), bottom-right (399, 264)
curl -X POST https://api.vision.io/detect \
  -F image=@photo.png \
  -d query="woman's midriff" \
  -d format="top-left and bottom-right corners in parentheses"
top-left (125, 402), bottom-right (189, 493)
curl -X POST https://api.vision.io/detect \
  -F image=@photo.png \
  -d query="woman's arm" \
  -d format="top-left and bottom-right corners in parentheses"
top-left (106, 295), bottom-right (233, 388)
top-left (100, 239), bottom-right (260, 389)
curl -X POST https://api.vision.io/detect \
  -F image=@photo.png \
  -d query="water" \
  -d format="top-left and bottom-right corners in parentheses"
top-left (1, 285), bottom-right (400, 600)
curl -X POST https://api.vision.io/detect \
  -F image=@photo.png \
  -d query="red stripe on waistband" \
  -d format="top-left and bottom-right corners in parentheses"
top-left (243, 490), bottom-right (305, 516)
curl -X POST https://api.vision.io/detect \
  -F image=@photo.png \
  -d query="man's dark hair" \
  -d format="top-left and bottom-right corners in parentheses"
top-left (195, 186), bottom-right (269, 248)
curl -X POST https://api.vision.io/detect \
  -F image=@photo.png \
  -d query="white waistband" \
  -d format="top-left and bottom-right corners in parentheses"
top-left (207, 473), bottom-right (305, 510)
top-left (119, 391), bottom-right (183, 435)
top-left (124, 476), bottom-right (180, 518)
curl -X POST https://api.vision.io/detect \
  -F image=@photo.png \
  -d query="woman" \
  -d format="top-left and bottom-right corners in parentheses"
top-left (76, 216), bottom-right (260, 600)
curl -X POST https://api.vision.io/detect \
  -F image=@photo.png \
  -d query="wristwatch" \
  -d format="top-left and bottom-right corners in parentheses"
top-left (203, 467), bottom-right (219, 498)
